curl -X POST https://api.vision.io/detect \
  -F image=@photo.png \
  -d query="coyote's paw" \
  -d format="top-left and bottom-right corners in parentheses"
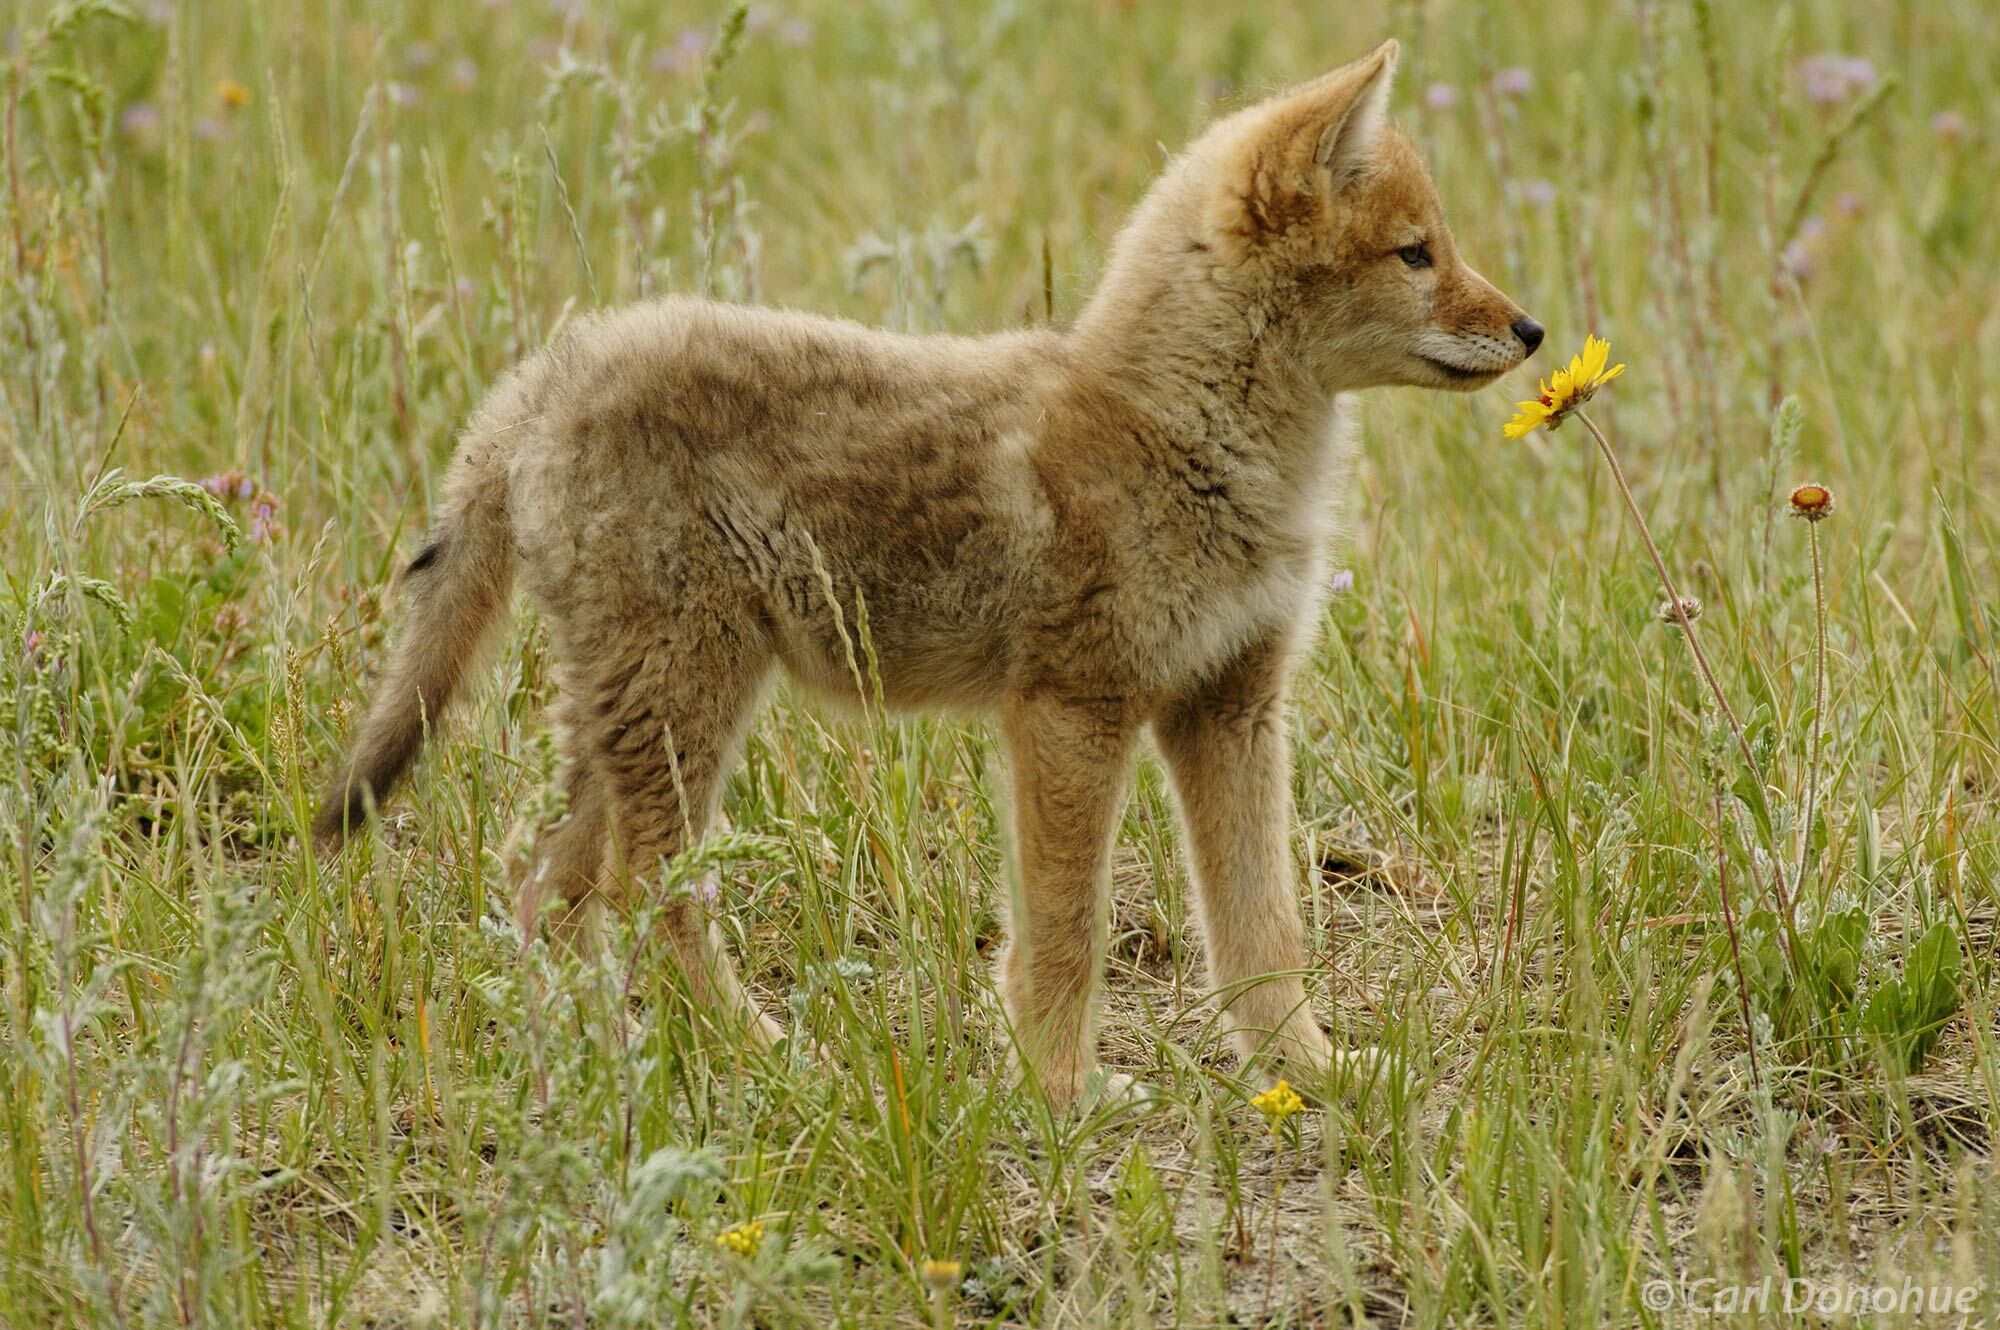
top-left (747, 1010), bottom-right (789, 1052)
top-left (1077, 1070), bottom-right (1159, 1115)
top-left (1318, 839), bottom-right (1399, 891)
top-left (1245, 1026), bottom-right (1386, 1107)
top-left (1280, 1045), bottom-right (1387, 1108)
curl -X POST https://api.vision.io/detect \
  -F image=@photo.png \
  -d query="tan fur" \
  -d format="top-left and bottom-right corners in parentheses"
top-left (317, 41), bottom-right (1538, 1105)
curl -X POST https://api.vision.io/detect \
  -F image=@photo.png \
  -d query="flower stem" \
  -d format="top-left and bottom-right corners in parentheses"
top-left (1797, 520), bottom-right (1828, 897)
top-left (1574, 409), bottom-right (1799, 951)
top-left (1715, 778), bottom-right (1762, 1092)
top-left (1259, 1142), bottom-right (1288, 1322)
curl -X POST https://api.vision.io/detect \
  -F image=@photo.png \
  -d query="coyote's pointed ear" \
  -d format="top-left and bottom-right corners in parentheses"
top-left (1209, 41), bottom-right (1401, 248)
top-left (1312, 39), bottom-right (1399, 182)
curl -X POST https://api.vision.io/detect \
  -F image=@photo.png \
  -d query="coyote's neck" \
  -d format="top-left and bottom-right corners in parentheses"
top-left (1057, 291), bottom-right (1350, 686)
top-left (1073, 278), bottom-right (1340, 492)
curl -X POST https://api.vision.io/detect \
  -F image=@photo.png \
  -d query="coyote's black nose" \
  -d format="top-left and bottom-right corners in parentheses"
top-left (1512, 317), bottom-right (1545, 354)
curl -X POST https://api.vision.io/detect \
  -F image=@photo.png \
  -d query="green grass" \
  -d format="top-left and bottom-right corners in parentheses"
top-left (5, 0), bottom-right (1998, 1324)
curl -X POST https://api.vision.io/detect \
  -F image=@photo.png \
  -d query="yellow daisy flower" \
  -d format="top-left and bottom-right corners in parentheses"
top-left (716, 1221), bottom-right (764, 1257)
top-left (216, 79), bottom-right (253, 111)
top-left (1250, 1079), bottom-right (1305, 1133)
top-left (1502, 333), bottom-right (1626, 439)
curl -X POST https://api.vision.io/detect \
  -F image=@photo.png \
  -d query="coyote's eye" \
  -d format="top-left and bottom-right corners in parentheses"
top-left (1397, 242), bottom-right (1433, 270)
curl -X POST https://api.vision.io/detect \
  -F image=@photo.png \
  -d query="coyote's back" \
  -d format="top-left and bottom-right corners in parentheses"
top-left (314, 298), bottom-right (1057, 841)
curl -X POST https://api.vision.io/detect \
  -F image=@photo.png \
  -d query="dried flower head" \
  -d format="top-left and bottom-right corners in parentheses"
top-left (1788, 483), bottom-right (1835, 522)
top-left (1250, 1079), bottom-right (1305, 1133)
top-left (1658, 596), bottom-right (1705, 628)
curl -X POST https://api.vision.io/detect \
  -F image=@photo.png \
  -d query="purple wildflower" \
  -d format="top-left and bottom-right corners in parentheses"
top-left (250, 493), bottom-right (286, 543)
top-left (119, 102), bottom-right (162, 137)
top-left (1424, 82), bottom-right (1460, 111)
top-left (654, 27), bottom-right (710, 75)
top-left (1796, 53), bottom-right (1876, 105)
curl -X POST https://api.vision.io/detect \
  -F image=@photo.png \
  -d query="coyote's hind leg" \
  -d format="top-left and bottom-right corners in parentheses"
top-left (575, 617), bottom-right (783, 1050)
top-left (513, 709), bottom-right (611, 945)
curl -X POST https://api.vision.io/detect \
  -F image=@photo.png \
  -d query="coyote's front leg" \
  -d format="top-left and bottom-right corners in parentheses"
top-left (998, 693), bottom-right (1138, 1108)
top-left (1154, 634), bottom-right (1335, 1081)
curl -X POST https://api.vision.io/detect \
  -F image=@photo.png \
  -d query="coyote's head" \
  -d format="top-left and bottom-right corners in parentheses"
top-left (1090, 40), bottom-right (1541, 396)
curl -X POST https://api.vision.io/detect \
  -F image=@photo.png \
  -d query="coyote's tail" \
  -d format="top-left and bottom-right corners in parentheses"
top-left (313, 416), bottom-right (523, 847)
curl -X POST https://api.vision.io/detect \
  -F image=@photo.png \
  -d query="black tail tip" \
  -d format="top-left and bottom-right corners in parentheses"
top-left (311, 782), bottom-right (375, 849)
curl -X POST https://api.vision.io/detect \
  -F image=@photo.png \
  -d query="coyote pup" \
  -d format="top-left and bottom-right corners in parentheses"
top-left (318, 41), bottom-right (1542, 1106)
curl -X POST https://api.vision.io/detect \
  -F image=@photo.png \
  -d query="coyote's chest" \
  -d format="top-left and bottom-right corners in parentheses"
top-left (1131, 514), bottom-right (1333, 692)
top-left (1117, 401), bottom-right (1353, 689)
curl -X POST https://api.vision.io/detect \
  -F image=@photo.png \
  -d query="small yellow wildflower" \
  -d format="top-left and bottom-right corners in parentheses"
top-left (715, 1221), bottom-right (764, 1257)
top-left (920, 1259), bottom-right (963, 1290)
top-left (217, 79), bottom-right (253, 111)
top-left (1502, 333), bottom-right (1626, 439)
top-left (1250, 1079), bottom-right (1305, 1133)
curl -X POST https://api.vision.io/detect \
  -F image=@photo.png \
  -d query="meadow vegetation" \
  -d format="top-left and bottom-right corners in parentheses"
top-left (3, 0), bottom-right (1997, 1324)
